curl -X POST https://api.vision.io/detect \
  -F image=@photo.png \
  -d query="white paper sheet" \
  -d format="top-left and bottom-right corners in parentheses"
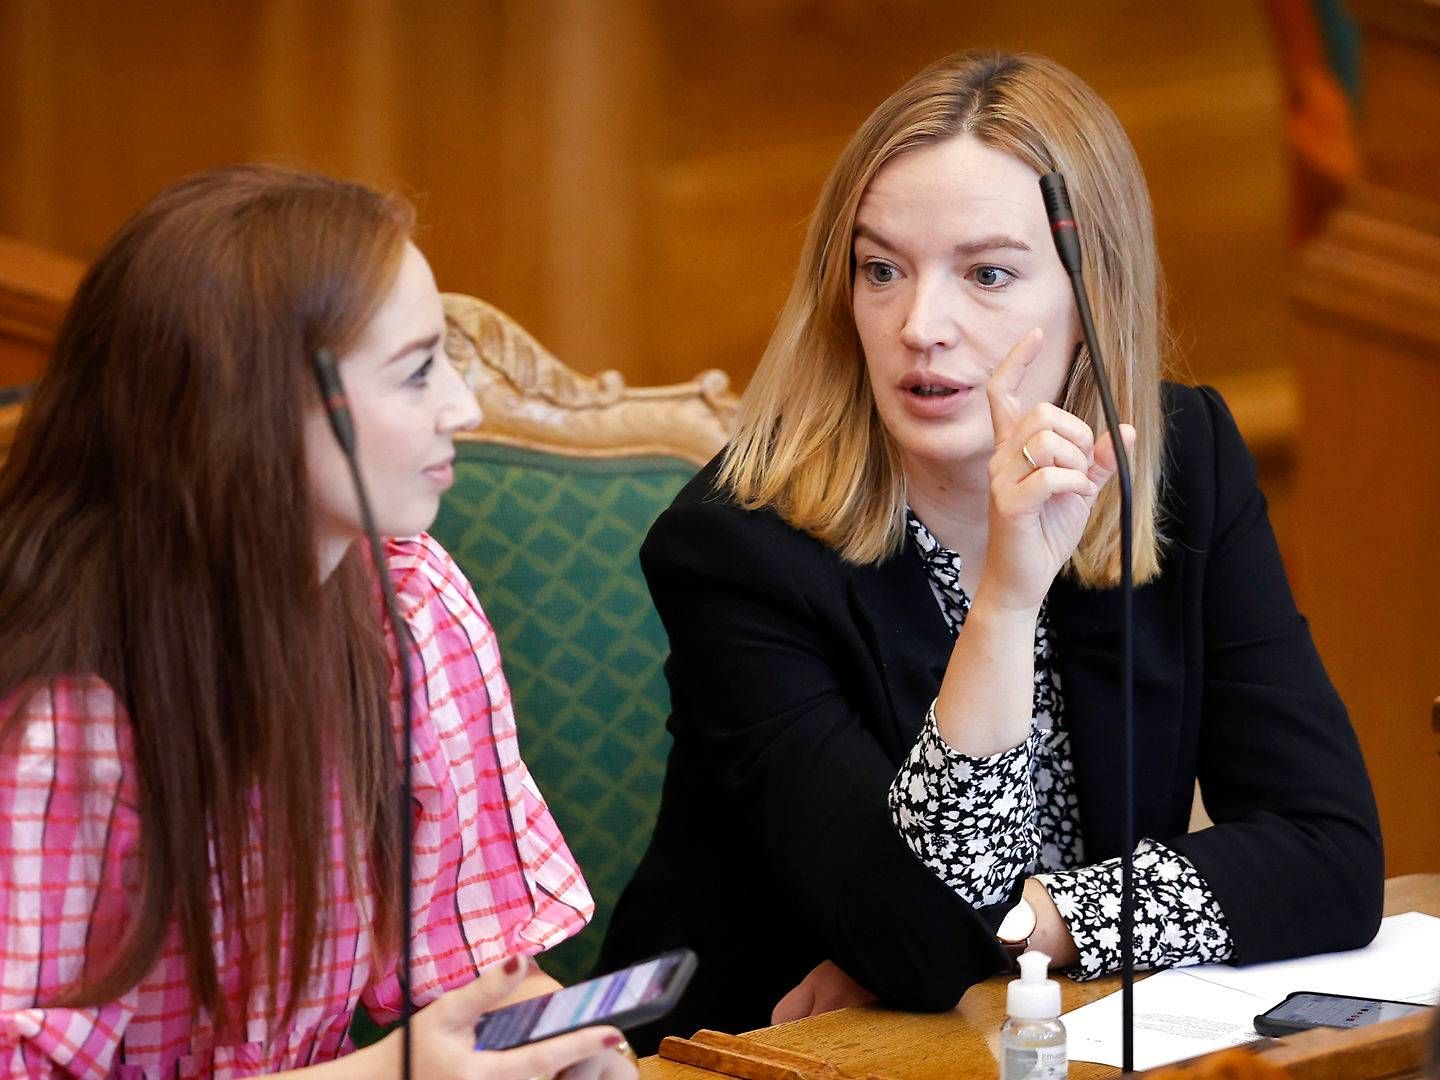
top-left (1061, 911), bottom-right (1440, 1071)
top-left (1063, 969), bottom-right (1265, 1072)
top-left (1182, 911), bottom-right (1440, 1006)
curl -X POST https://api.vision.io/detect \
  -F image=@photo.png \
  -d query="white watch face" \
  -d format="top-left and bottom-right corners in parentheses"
top-left (997, 898), bottom-right (1037, 944)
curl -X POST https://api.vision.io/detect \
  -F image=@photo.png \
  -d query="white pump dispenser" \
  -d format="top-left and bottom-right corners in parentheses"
top-left (1000, 950), bottom-right (1067, 1079)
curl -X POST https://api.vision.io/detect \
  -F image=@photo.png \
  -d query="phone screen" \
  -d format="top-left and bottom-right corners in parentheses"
top-left (1266, 992), bottom-right (1430, 1029)
top-left (473, 951), bottom-right (693, 1051)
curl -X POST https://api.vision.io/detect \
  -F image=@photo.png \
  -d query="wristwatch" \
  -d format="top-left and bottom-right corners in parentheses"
top-left (996, 896), bottom-right (1037, 968)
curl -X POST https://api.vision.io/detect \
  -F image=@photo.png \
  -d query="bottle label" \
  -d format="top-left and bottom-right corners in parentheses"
top-left (1002, 1044), bottom-right (1067, 1079)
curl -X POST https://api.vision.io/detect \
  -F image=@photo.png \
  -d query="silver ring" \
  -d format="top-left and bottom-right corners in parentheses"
top-left (1021, 443), bottom-right (1040, 471)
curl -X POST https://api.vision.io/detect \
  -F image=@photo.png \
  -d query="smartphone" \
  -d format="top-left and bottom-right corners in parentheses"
top-left (1253, 990), bottom-right (1433, 1037)
top-left (473, 948), bottom-right (697, 1051)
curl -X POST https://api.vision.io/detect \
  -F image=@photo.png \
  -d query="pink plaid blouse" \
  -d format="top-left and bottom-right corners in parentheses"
top-left (0, 534), bottom-right (594, 1078)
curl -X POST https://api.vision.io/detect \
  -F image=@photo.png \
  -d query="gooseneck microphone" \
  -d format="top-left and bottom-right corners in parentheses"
top-left (312, 348), bottom-right (416, 1080)
top-left (1038, 173), bottom-right (1137, 1072)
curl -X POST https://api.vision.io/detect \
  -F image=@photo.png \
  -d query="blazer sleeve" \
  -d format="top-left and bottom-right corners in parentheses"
top-left (1167, 387), bottom-right (1384, 963)
top-left (641, 495), bottom-right (1010, 1011)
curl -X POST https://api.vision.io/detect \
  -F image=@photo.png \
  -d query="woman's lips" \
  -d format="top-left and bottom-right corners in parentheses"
top-left (897, 381), bottom-right (977, 418)
top-left (422, 461), bottom-right (454, 487)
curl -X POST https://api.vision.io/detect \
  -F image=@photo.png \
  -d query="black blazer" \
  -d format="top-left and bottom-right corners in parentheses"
top-left (599, 383), bottom-right (1382, 1051)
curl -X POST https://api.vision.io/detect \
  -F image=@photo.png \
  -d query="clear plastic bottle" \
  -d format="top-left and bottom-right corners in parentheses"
top-left (1000, 950), bottom-right (1068, 1079)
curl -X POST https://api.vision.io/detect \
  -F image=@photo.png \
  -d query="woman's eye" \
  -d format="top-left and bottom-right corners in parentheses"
top-left (862, 261), bottom-right (899, 286)
top-left (973, 265), bottom-right (1015, 289)
top-left (407, 355), bottom-right (435, 386)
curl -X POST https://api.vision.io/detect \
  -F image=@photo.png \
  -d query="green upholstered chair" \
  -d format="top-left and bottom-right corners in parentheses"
top-left (430, 293), bottom-right (736, 985)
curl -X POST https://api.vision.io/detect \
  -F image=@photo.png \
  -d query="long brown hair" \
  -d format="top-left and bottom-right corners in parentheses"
top-left (719, 51), bottom-right (1168, 584)
top-left (0, 165), bottom-right (414, 1026)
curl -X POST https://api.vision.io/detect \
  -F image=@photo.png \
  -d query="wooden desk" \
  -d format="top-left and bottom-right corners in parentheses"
top-left (640, 874), bottom-right (1439, 1080)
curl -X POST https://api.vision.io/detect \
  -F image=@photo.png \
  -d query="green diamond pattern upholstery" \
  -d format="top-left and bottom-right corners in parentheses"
top-left (428, 440), bottom-right (696, 986)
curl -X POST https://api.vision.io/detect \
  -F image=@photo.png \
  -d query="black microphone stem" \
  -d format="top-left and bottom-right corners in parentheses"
top-left (313, 348), bottom-right (415, 1080)
top-left (1038, 173), bottom-right (1136, 1072)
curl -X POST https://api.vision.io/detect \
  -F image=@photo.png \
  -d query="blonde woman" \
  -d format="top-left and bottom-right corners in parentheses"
top-left (600, 51), bottom-right (1381, 1049)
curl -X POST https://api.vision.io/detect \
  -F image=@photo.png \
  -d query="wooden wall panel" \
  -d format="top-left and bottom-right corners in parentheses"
top-left (1291, 0), bottom-right (1440, 876)
top-left (1358, 1), bottom-right (1440, 204)
top-left (0, 0), bottom-right (1287, 393)
top-left (0, 236), bottom-right (82, 387)
top-left (644, 0), bottom-right (1289, 389)
top-left (1292, 247), bottom-right (1440, 876)
top-left (1, 3), bottom-right (265, 261)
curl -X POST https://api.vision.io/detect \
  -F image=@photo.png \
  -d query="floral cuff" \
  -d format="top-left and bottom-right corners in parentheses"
top-left (888, 701), bottom-right (1040, 907)
top-left (1034, 838), bottom-right (1235, 980)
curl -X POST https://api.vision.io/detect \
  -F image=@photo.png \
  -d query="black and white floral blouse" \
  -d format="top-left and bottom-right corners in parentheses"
top-left (888, 512), bottom-right (1235, 979)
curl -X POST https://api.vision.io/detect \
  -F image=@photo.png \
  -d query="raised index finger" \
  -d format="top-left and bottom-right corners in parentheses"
top-left (985, 327), bottom-right (1044, 445)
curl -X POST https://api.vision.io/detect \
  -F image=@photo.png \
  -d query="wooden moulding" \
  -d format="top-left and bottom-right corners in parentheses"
top-left (0, 237), bottom-right (84, 388)
top-left (1290, 184), bottom-right (1440, 354)
top-left (1350, 0), bottom-right (1440, 206)
top-left (0, 236), bottom-right (83, 348)
top-left (0, 402), bottom-right (21, 460)
top-left (1256, 1009), bottom-right (1434, 1079)
top-left (442, 292), bottom-right (738, 468)
top-left (1352, 0), bottom-right (1440, 57)
top-left (659, 1029), bottom-right (896, 1080)
top-left (1135, 1010), bottom-right (1434, 1078)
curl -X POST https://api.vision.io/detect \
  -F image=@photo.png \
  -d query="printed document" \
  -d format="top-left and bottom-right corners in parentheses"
top-left (1062, 911), bottom-right (1440, 1072)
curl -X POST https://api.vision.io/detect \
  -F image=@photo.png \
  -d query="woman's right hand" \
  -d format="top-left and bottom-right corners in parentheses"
top-left (375, 957), bottom-right (637, 1080)
top-left (982, 327), bottom-right (1133, 614)
top-left (771, 959), bottom-right (877, 1024)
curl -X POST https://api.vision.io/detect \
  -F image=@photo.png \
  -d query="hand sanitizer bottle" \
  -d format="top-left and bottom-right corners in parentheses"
top-left (1001, 950), bottom-right (1067, 1079)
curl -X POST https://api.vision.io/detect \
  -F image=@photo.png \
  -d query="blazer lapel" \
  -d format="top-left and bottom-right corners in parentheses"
top-left (847, 543), bottom-right (954, 756)
top-left (846, 542), bottom-right (1190, 859)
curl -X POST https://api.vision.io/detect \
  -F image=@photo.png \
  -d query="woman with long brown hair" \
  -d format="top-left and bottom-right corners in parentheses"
top-left (0, 165), bottom-right (635, 1078)
top-left (600, 50), bottom-right (1382, 1049)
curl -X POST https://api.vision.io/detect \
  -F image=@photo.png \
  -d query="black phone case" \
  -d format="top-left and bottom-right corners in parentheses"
top-left (1253, 990), bottom-right (1429, 1037)
top-left (474, 948), bottom-right (698, 1051)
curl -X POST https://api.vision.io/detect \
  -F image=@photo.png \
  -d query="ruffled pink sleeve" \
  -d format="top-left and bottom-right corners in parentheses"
top-left (0, 679), bottom-right (142, 1079)
top-left (362, 535), bottom-right (593, 1022)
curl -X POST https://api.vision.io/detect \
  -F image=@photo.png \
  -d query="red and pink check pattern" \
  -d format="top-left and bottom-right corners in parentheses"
top-left (0, 534), bottom-right (593, 1078)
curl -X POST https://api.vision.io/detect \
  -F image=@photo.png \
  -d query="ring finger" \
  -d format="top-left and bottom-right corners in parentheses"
top-left (1016, 427), bottom-right (1090, 478)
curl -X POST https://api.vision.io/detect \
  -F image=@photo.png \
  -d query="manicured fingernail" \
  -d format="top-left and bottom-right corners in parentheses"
top-left (604, 1034), bottom-right (624, 1049)
top-left (503, 955), bottom-right (521, 975)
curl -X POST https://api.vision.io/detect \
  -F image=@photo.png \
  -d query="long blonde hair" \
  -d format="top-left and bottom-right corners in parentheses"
top-left (718, 51), bottom-right (1167, 585)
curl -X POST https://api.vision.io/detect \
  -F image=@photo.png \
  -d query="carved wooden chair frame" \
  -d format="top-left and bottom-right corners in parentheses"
top-left (442, 293), bottom-right (736, 467)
